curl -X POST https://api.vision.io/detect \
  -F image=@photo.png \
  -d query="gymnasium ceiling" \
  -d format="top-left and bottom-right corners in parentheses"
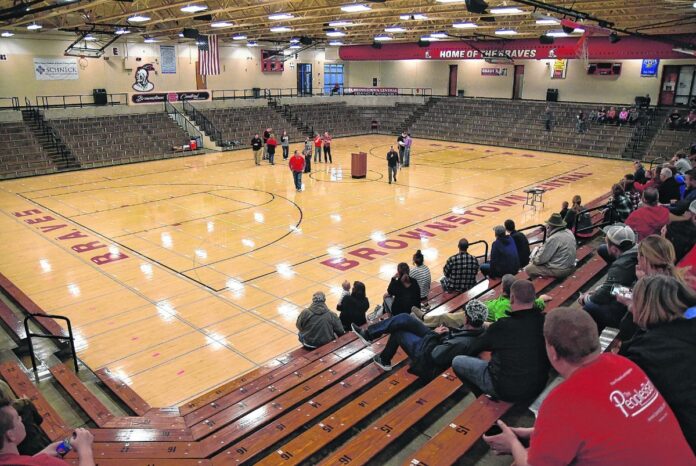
top-left (1, 0), bottom-right (695, 45)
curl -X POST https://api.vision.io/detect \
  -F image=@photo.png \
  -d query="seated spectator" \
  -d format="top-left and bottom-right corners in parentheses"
top-left (622, 174), bottom-right (641, 210)
top-left (668, 109), bottom-right (683, 129)
top-left (635, 166), bottom-right (660, 192)
top-left (482, 274), bottom-right (548, 323)
top-left (296, 291), bottom-right (345, 348)
top-left (674, 151), bottom-right (693, 175)
top-left (382, 262), bottom-right (421, 316)
top-left (0, 382), bottom-right (49, 456)
top-left (563, 195), bottom-right (592, 235)
top-left (619, 275), bottom-right (696, 454)
top-left (670, 169), bottom-right (696, 214)
top-left (626, 187), bottom-right (690, 241)
top-left (606, 106), bottom-right (617, 122)
top-left (480, 225), bottom-right (520, 279)
top-left (504, 219), bottom-right (530, 268)
top-left (409, 250), bottom-right (431, 307)
top-left (618, 106), bottom-right (629, 125)
top-left (352, 300), bottom-right (488, 377)
top-left (686, 110), bottom-right (696, 129)
top-left (525, 213), bottom-right (576, 279)
top-left (596, 106), bottom-right (607, 123)
top-left (575, 111), bottom-right (587, 133)
top-left (452, 280), bottom-right (549, 402)
top-left (659, 167), bottom-right (682, 204)
top-left (483, 307), bottom-right (694, 466)
top-left (336, 281), bottom-right (369, 332)
top-left (633, 160), bottom-right (647, 184)
top-left (605, 183), bottom-right (633, 223)
top-left (559, 201), bottom-right (569, 219)
top-left (667, 198), bottom-right (696, 261)
top-left (0, 401), bottom-right (96, 465)
top-left (440, 238), bottom-right (479, 293)
top-left (579, 224), bottom-right (638, 331)
top-left (628, 106), bottom-right (640, 125)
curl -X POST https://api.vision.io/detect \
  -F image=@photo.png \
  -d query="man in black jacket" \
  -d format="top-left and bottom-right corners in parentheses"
top-left (578, 224), bottom-right (637, 331)
top-left (352, 299), bottom-right (488, 374)
top-left (387, 146), bottom-right (399, 184)
top-left (505, 219), bottom-right (531, 268)
top-left (452, 280), bottom-right (549, 402)
top-left (251, 133), bottom-right (263, 166)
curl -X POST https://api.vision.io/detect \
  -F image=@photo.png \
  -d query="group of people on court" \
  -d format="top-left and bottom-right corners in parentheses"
top-left (386, 131), bottom-right (414, 184)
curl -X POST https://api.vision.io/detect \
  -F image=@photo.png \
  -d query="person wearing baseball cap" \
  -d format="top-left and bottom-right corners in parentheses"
top-left (578, 224), bottom-right (638, 331)
top-left (524, 213), bottom-right (577, 279)
top-left (352, 299), bottom-right (488, 378)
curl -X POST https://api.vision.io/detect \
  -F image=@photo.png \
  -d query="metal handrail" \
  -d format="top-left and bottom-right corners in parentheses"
top-left (35, 93), bottom-right (128, 109)
top-left (23, 313), bottom-right (78, 381)
top-left (182, 100), bottom-right (222, 143)
top-left (164, 101), bottom-right (202, 143)
top-left (517, 223), bottom-right (547, 247)
top-left (212, 87), bottom-right (434, 100)
top-left (467, 239), bottom-right (489, 263)
top-left (0, 97), bottom-right (20, 110)
top-left (23, 104), bottom-right (73, 166)
top-left (574, 204), bottom-right (614, 240)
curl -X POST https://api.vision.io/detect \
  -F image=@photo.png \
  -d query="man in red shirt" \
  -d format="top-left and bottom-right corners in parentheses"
top-left (483, 307), bottom-right (694, 466)
top-left (0, 400), bottom-right (95, 466)
top-left (625, 187), bottom-right (689, 241)
top-left (289, 150), bottom-right (305, 192)
top-left (313, 133), bottom-right (322, 163)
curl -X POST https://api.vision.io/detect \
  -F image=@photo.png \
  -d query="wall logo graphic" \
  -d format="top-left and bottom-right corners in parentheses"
top-left (132, 63), bottom-right (155, 92)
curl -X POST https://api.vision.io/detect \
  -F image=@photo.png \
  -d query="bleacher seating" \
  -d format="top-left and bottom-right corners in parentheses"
top-left (280, 102), bottom-right (370, 137)
top-left (352, 103), bottom-right (420, 134)
top-left (199, 106), bottom-right (305, 149)
top-left (51, 113), bottom-right (193, 168)
top-left (646, 114), bottom-right (695, 159)
top-left (0, 121), bottom-right (54, 179)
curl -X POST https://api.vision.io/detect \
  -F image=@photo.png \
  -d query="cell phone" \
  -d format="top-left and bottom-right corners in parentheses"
top-left (485, 424), bottom-right (502, 436)
top-left (611, 285), bottom-right (633, 300)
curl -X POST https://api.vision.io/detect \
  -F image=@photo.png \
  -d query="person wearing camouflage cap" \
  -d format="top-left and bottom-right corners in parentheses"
top-left (352, 299), bottom-right (488, 378)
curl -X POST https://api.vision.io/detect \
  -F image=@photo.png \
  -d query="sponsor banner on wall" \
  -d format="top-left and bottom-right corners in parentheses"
top-left (551, 59), bottom-right (568, 79)
top-left (129, 90), bottom-right (211, 105)
top-left (339, 34), bottom-right (696, 61)
top-left (160, 45), bottom-right (177, 74)
top-left (343, 87), bottom-right (399, 95)
top-left (641, 59), bottom-right (659, 77)
top-left (481, 67), bottom-right (507, 76)
top-left (33, 57), bottom-right (79, 80)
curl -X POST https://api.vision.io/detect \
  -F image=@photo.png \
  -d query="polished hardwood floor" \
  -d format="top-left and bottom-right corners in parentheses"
top-left (0, 135), bottom-right (629, 406)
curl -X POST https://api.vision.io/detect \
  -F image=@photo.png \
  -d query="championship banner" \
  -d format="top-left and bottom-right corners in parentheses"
top-left (343, 87), bottom-right (399, 95)
top-left (129, 90), bottom-right (211, 105)
top-left (160, 45), bottom-right (177, 74)
top-left (33, 58), bottom-right (79, 80)
top-left (641, 59), bottom-right (659, 77)
top-left (551, 59), bottom-right (568, 79)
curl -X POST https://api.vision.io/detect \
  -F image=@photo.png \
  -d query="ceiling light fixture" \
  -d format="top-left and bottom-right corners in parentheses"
top-left (246, 40), bottom-right (258, 47)
top-left (490, 7), bottom-right (523, 14)
top-left (127, 15), bottom-right (150, 22)
top-left (452, 21), bottom-right (478, 28)
top-left (329, 40), bottom-right (344, 46)
top-left (326, 30), bottom-right (346, 37)
top-left (289, 44), bottom-right (301, 49)
top-left (430, 31), bottom-right (448, 38)
top-left (420, 35), bottom-right (439, 41)
top-left (329, 20), bottom-right (355, 27)
top-left (232, 33), bottom-right (247, 40)
top-left (115, 28), bottom-right (130, 35)
top-left (400, 13), bottom-right (427, 20)
top-left (180, 4), bottom-right (207, 13)
top-left (495, 28), bottom-right (518, 35)
top-left (270, 26), bottom-right (291, 32)
top-left (210, 21), bottom-right (232, 27)
top-left (535, 17), bottom-right (559, 25)
top-left (373, 34), bottom-right (392, 41)
top-left (384, 26), bottom-right (406, 33)
top-left (144, 37), bottom-right (157, 43)
top-left (340, 4), bottom-right (371, 13)
top-left (1, 31), bottom-right (15, 37)
top-left (269, 12), bottom-right (294, 20)
top-left (435, 0), bottom-right (466, 3)
top-left (83, 35), bottom-right (96, 41)
top-left (27, 23), bottom-right (42, 30)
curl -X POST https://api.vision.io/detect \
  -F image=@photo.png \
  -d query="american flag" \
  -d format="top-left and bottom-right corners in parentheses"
top-left (197, 34), bottom-right (220, 75)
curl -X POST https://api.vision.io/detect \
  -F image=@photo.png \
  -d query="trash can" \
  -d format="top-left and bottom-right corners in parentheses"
top-left (252, 87), bottom-right (261, 98)
top-left (457, 90), bottom-right (465, 97)
top-left (93, 88), bottom-right (107, 106)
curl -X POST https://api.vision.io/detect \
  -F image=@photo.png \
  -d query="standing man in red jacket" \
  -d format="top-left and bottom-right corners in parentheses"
top-left (289, 150), bottom-right (305, 192)
top-left (313, 133), bottom-right (322, 163)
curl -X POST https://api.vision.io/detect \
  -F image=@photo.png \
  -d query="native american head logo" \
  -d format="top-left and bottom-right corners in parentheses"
top-left (132, 63), bottom-right (155, 92)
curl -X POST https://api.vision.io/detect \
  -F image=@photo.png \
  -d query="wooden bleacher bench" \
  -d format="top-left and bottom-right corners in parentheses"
top-left (95, 367), bottom-right (151, 417)
top-left (0, 272), bottom-right (66, 338)
top-left (0, 299), bottom-right (26, 343)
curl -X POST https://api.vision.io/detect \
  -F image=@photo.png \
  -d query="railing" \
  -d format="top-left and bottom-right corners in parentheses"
top-left (34, 93), bottom-right (128, 109)
top-left (574, 204), bottom-right (614, 240)
top-left (647, 156), bottom-right (667, 171)
top-left (0, 97), bottom-right (20, 110)
top-left (624, 108), bottom-right (656, 159)
top-left (23, 101), bottom-right (73, 166)
top-left (164, 101), bottom-right (203, 144)
top-left (518, 224), bottom-right (547, 247)
top-left (468, 239), bottom-right (489, 263)
top-left (23, 314), bottom-right (78, 381)
top-left (182, 99), bottom-right (222, 144)
top-left (212, 87), bottom-right (433, 100)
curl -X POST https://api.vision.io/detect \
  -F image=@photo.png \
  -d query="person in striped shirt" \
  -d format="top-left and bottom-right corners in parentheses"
top-left (409, 250), bottom-right (431, 307)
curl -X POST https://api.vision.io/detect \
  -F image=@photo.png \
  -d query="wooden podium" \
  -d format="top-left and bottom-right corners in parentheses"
top-left (351, 152), bottom-right (367, 179)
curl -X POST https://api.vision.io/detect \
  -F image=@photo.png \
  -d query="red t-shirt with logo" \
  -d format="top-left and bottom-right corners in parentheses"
top-left (0, 453), bottom-right (69, 465)
top-left (528, 353), bottom-right (695, 466)
top-left (625, 205), bottom-right (670, 241)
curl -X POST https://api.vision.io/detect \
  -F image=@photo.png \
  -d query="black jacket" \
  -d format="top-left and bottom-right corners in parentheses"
top-left (466, 308), bottom-right (550, 402)
top-left (589, 245), bottom-right (637, 307)
top-left (387, 277), bottom-right (420, 315)
top-left (387, 150), bottom-right (399, 167)
top-left (620, 318), bottom-right (696, 454)
top-left (509, 230), bottom-right (531, 268)
top-left (658, 176), bottom-right (682, 204)
top-left (251, 137), bottom-right (263, 150)
top-left (337, 294), bottom-right (369, 331)
top-left (409, 327), bottom-right (485, 380)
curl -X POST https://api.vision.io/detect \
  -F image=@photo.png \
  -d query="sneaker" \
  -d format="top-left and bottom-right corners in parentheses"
top-left (351, 323), bottom-right (371, 346)
top-left (373, 354), bottom-right (392, 371)
top-left (411, 306), bottom-right (425, 320)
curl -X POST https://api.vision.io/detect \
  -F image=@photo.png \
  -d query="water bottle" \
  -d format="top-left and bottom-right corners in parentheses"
top-left (55, 434), bottom-right (74, 457)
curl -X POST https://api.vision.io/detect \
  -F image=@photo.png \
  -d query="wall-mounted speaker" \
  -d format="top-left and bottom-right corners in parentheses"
top-left (465, 0), bottom-right (489, 14)
top-left (371, 41), bottom-right (382, 49)
top-left (182, 28), bottom-right (199, 39)
top-left (539, 34), bottom-right (554, 44)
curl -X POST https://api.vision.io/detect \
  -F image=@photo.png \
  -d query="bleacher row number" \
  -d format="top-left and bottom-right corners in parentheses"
top-left (450, 423), bottom-right (471, 435)
top-left (277, 449), bottom-right (294, 460)
top-left (410, 460), bottom-right (428, 466)
top-left (338, 454), bottom-right (352, 464)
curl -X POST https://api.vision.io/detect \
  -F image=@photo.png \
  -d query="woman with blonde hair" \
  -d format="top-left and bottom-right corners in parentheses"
top-left (636, 235), bottom-right (689, 284)
top-left (619, 275), bottom-right (696, 454)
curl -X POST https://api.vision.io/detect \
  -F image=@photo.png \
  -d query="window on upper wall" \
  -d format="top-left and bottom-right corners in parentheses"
top-left (324, 64), bottom-right (344, 95)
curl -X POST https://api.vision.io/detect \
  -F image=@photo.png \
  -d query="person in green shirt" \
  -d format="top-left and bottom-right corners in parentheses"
top-left (486, 274), bottom-right (549, 322)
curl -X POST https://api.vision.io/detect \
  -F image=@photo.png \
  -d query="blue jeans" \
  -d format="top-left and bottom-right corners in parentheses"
top-left (452, 355), bottom-right (497, 397)
top-left (367, 314), bottom-right (430, 364)
top-left (292, 171), bottom-right (302, 190)
top-left (388, 165), bottom-right (397, 183)
top-left (403, 147), bottom-right (411, 166)
top-left (282, 146), bottom-right (289, 159)
top-left (480, 262), bottom-right (491, 277)
top-left (268, 149), bottom-right (275, 165)
top-left (583, 297), bottom-right (625, 331)
top-left (314, 146), bottom-right (321, 162)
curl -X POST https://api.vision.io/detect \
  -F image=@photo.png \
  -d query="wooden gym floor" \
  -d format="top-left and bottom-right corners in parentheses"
top-left (0, 135), bottom-right (630, 407)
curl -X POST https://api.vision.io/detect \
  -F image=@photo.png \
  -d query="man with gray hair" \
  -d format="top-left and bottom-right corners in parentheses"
top-left (658, 167), bottom-right (681, 204)
top-left (480, 225), bottom-right (520, 278)
top-left (352, 299), bottom-right (488, 376)
top-left (483, 307), bottom-right (693, 465)
top-left (296, 291), bottom-right (345, 349)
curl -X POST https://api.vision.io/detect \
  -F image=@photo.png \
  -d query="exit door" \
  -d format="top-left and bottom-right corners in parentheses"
top-left (512, 65), bottom-right (525, 100)
top-left (660, 66), bottom-right (679, 106)
top-left (297, 64), bottom-right (313, 96)
top-left (448, 65), bottom-right (458, 97)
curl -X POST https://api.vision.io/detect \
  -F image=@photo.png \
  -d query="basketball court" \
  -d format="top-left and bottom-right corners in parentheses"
top-left (0, 136), bottom-right (629, 406)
